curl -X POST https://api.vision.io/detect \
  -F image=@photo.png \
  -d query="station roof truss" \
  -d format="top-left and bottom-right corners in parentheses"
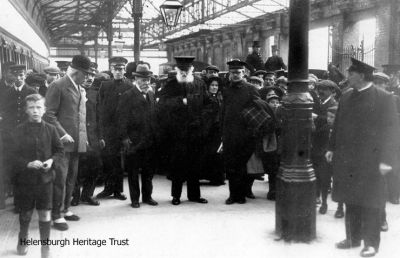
top-left (141, 0), bottom-right (289, 47)
top-left (16, 0), bottom-right (128, 47)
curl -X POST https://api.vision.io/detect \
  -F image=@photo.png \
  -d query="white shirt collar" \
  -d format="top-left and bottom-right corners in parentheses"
top-left (356, 82), bottom-right (373, 92)
top-left (321, 95), bottom-right (332, 105)
top-left (14, 85), bottom-right (23, 91)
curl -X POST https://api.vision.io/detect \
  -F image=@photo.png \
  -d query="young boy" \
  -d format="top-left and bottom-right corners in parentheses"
top-left (12, 94), bottom-right (64, 258)
top-left (326, 105), bottom-right (344, 218)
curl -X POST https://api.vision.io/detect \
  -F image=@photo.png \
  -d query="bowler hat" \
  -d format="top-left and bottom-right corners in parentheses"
top-left (124, 62), bottom-right (137, 79)
top-left (132, 64), bottom-right (153, 78)
top-left (174, 56), bottom-right (195, 71)
top-left (71, 55), bottom-right (94, 75)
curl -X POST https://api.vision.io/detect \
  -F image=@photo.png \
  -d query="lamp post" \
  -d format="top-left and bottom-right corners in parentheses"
top-left (275, 0), bottom-right (316, 242)
top-left (160, 0), bottom-right (183, 28)
top-left (132, 0), bottom-right (142, 62)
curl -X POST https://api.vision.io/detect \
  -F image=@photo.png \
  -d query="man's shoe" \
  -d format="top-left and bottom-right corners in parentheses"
top-left (70, 198), bottom-right (79, 206)
top-left (143, 198), bottom-right (158, 206)
top-left (334, 209), bottom-right (345, 218)
top-left (81, 197), bottom-right (100, 206)
top-left (335, 239), bottom-right (361, 249)
top-left (41, 246), bottom-right (50, 258)
top-left (172, 198), bottom-right (181, 205)
top-left (236, 198), bottom-right (246, 204)
top-left (266, 192), bottom-right (275, 201)
top-left (189, 198), bottom-right (208, 204)
top-left (53, 220), bottom-right (69, 231)
top-left (17, 237), bottom-right (29, 255)
top-left (113, 192), bottom-right (127, 201)
top-left (319, 203), bottom-right (327, 214)
top-left (225, 197), bottom-right (235, 205)
top-left (131, 202), bottom-right (140, 208)
top-left (96, 190), bottom-right (113, 199)
top-left (246, 192), bottom-right (256, 199)
top-left (64, 214), bottom-right (80, 221)
top-left (360, 246), bottom-right (377, 257)
top-left (380, 220), bottom-right (389, 232)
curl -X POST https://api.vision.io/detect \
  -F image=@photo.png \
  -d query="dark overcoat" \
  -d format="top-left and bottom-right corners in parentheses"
top-left (12, 121), bottom-right (64, 185)
top-left (44, 75), bottom-right (87, 153)
top-left (245, 53), bottom-right (265, 73)
top-left (156, 76), bottom-right (209, 180)
top-left (264, 56), bottom-right (287, 71)
top-left (222, 80), bottom-right (260, 176)
top-left (98, 79), bottom-right (132, 154)
top-left (328, 86), bottom-right (400, 208)
top-left (85, 85), bottom-right (101, 152)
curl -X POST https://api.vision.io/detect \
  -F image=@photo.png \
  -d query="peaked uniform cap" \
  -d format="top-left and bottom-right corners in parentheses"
top-left (174, 56), bottom-right (195, 71)
top-left (227, 59), bottom-right (247, 69)
top-left (347, 58), bottom-right (376, 75)
top-left (9, 64), bottom-right (26, 73)
top-left (109, 57), bottom-right (128, 67)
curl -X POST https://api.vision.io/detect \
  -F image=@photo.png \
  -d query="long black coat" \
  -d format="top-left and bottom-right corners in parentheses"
top-left (329, 86), bottom-right (400, 208)
top-left (222, 80), bottom-right (260, 176)
top-left (245, 53), bottom-right (264, 74)
top-left (98, 79), bottom-right (132, 154)
top-left (264, 56), bottom-right (287, 71)
top-left (156, 77), bottom-right (209, 180)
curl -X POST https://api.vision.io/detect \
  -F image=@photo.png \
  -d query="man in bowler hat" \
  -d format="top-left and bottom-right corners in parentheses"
top-left (326, 58), bottom-right (400, 257)
top-left (44, 55), bottom-right (92, 231)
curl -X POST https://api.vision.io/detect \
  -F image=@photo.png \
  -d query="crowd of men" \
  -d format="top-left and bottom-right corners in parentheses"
top-left (0, 49), bottom-right (400, 258)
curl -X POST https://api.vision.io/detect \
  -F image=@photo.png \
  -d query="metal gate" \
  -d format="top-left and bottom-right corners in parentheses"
top-left (341, 40), bottom-right (375, 73)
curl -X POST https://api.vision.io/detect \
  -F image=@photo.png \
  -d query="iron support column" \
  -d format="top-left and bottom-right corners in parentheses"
top-left (133, 0), bottom-right (142, 62)
top-left (275, 0), bottom-right (316, 242)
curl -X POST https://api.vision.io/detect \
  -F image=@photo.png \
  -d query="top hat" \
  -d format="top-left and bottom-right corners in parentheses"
top-left (174, 56), bottom-right (195, 71)
top-left (44, 66), bottom-right (61, 75)
top-left (347, 58), bottom-right (376, 75)
top-left (227, 59), bottom-right (247, 70)
top-left (70, 55), bottom-right (94, 74)
top-left (132, 64), bottom-right (153, 78)
top-left (252, 41), bottom-right (261, 48)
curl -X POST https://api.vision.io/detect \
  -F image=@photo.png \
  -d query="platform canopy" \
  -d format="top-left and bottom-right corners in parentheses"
top-left (10, 0), bottom-right (128, 47)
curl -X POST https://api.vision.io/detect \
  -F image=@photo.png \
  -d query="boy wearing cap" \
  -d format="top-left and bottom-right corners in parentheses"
top-left (157, 56), bottom-right (209, 205)
top-left (44, 55), bottom-right (92, 231)
top-left (97, 56), bottom-right (132, 201)
top-left (12, 93), bottom-right (63, 258)
top-left (205, 65), bottom-right (220, 79)
top-left (326, 58), bottom-right (400, 257)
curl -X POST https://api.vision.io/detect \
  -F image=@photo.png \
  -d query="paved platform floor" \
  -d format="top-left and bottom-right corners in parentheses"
top-left (1, 175), bottom-right (400, 258)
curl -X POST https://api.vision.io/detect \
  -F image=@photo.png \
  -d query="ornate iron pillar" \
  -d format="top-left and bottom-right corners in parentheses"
top-left (133, 0), bottom-right (142, 62)
top-left (275, 0), bottom-right (316, 242)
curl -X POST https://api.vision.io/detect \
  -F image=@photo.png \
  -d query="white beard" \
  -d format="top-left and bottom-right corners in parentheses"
top-left (176, 67), bottom-right (194, 83)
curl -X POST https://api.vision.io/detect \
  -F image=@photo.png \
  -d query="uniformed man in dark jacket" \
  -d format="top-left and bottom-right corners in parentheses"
top-left (0, 64), bottom-right (36, 203)
top-left (222, 60), bottom-right (260, 204)
top-left (118, 64), bottom-right (158, 208)
top-left (245, 41), bottom-right (265, 74)
top-left (97, 57), bottom-right (132, 200)
top-left (326, 58), bottom-right (400, 257)
top-left (157, 56), bottom-right (209, 205)
top-left (264, 45), bottom-right (287, 72)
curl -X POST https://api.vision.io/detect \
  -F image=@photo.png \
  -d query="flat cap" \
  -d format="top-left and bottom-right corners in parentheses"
top-left (206, 65), bottom-right (220, 72)
top-left (316, 80), bottom-right (339, 91)
top-left (249, 76), bottom-right (264, 84)
top-left (373, 72), bottom-right (390, 82)
top-left (25, 73), bottom-right (46, 85)
top-left (44, 66), bottom-right (61, 74)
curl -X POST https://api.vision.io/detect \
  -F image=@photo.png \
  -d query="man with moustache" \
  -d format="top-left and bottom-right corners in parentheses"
top-left (118, 64), bottom-right (158, 208)
top-left (157, 56), bottom-right (208, 205)
top-left (97, 57), bottom-right (132, 201)
top-left (45, 55), bottom-right (92, 231)
top-left (326, 58), bottom-right (400, 257)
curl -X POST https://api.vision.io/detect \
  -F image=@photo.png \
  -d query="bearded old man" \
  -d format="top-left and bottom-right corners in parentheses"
top-left (157, 56), bottom-right (209, 205)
